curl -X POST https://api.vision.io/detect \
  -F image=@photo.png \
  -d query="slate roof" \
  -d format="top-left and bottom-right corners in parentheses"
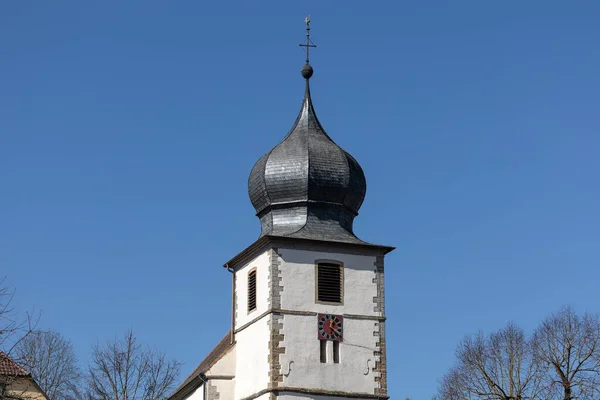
top-left (0, 351), bottom-right (29, 376)
top-left (248, 68), bottom-right (370, 245)
top-left (169, 331), bottom-right (234, 399)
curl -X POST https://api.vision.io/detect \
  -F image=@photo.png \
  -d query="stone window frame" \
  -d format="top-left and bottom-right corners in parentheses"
top-left (319, 339), bottom-right (327, 363)
top-left (314, 259), bottom-right (344, 305)
top-left (319, 339), bottom-right (341, 364)
top-left (247, 267), bottom-right (258, 314)
top-left (333, 340), bottom-right (340, 363)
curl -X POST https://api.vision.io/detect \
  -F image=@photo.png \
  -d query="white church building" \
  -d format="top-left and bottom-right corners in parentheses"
top-left (168, 22), bottom-right (394, 400)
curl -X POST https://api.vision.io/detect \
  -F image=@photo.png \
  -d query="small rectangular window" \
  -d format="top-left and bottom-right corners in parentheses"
top-left (317, 263), bottom-right (343, 303)
top-left (333, 341), bottom-right (340, 363)
top-left (248, 269), bottom-right (257, 313)
top-left (320, 340), bottom-right (327, 363)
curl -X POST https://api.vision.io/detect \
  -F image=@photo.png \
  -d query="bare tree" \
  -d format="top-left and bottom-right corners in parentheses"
top-left (436, 323), bottom-right (543, 400)
top-left (13, 330), bottom-right (81, 400)
top-left (0, 278), bottom-right (39, 355)
top-left (532, 307), bottom-right (600, 400)
top-left (0, 278), bottom-right (15, 347)
top-left (85, 330), bottom-right (180, 400)
top-left (0, 279), bottom-right (42, 400)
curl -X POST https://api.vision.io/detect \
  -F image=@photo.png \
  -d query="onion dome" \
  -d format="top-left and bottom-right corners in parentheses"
top-left (248, 64), bottom-right (368, 244)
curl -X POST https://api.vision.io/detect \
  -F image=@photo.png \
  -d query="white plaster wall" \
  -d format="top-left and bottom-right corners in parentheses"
top-left (185, 384), bottom-right (204, 400)
top-left (235, 251), bottom-right (270, 329)
top-left (234, 316), bottom-right (270, 399)
top-left (277, 249), bottom-right (379, 316)
top-left (278, 394), bottom-right (372, 400)
top-left (280, 315), bottom-right (378, 394)
top-left (212, 379), bottom-right (235, 400)
top-left (206, 345), bottom-right (236, 376)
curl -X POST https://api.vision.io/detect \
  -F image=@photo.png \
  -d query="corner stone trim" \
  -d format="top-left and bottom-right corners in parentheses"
top-left (206, 381), bottom-right (220, 400)
top-left (268, 249), bottom-right (285, 389)
top-left (373, 255), bottom-right (385, 314)
top-left (268, 248), bottom-right (283, 309)
top-left (268, 313), bottom-right (285, 389)
top-left (372, 255), bottom-right (387, 396)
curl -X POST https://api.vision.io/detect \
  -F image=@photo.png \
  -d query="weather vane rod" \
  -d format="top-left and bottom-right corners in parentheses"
top-left (299, 15), bottom-right (317, 64)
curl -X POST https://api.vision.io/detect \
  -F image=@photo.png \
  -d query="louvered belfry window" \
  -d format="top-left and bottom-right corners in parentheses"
top-left (248, 269), bottom-right (257, 313)
top-left (317, 263), bottom-right (343, 303)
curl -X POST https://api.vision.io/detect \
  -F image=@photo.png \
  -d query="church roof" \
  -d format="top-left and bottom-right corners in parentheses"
top-left (169, 331), bottom-right (233, 399)
top-left (0, 351), bottom-right (29, 377)
top-left (247, 65), bottom-right (370, 246)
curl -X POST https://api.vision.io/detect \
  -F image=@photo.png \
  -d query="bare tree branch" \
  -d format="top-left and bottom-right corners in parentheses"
top-left (85, 330), bottom-right (181, 400)
top-left (13, 330), bottom-right (81, 400)
top-left (436, 323), bottom-right (543, 400)
top-left (437, 307), bottom-right (600, 400)
top-left (0, 278), bottom-right (40, 356)
top-left (0, 278), bottom-right (43, 400)
top-left (532, 306), bottom-right (600, 400)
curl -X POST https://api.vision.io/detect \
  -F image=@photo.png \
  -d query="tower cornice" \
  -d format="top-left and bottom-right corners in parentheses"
top-left (223, 235), bottom-right (395, 271)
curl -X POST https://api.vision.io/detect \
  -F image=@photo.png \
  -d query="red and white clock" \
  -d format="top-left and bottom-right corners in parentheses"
top-left (317, 313), bottom-right (343, 341)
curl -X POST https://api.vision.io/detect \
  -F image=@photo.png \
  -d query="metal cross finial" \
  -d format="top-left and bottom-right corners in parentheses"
top-left (299, 15), bottom-right (317, 64)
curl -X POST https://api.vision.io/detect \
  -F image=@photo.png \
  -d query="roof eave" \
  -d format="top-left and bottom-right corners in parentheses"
top-left (168, 373), bottom-right (206, 400)
top-left (224, 235), bottom-right (395, 270)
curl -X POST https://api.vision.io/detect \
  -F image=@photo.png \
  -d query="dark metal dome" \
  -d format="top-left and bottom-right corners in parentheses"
top-left (248, 73), bottom-right (368, 244)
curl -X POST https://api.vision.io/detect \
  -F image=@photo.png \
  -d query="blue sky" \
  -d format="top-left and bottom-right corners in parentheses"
top-left (1, 1), bottom-right (599, 399)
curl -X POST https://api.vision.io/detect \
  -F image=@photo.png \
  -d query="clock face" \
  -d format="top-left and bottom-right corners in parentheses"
top-left (317, 313), bottom-right (343, 341)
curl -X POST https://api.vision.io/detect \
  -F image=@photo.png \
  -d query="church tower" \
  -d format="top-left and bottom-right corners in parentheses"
top-left (169, 18), bottom-right (394, 400)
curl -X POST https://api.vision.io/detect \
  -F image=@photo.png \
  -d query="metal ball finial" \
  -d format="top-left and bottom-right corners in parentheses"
top-left (301, 63), bottom-right (314, 79)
